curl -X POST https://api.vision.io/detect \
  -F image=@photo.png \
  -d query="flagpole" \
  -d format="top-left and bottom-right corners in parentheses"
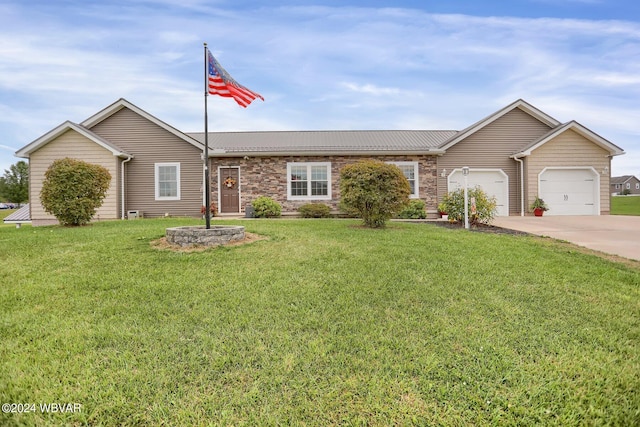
top-left (203, 42), bottom-right (211, 229)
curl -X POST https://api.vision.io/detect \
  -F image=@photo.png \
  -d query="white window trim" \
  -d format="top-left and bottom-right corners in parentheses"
top-left (626, 183), bottom-right (631, 189)
top-left (387, 161), bottom-right (419, 198)
top-left (636, 183), bottom-right (639, 190)
top-left (155, 162), bottom-right (181, 201)
top-left (287, 162), bottom-right (332, 200)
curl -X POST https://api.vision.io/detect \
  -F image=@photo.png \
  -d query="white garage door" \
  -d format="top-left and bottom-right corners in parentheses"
top-left (539, 168), bottom-right (599, 215)
top-left (448, 169), bottom-right (509, 216)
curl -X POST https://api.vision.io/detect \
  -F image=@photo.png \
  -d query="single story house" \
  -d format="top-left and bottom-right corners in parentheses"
top-left (15, 98), bottom-right (625, 226)
top-left (611, 175), bottom-right (640, 195)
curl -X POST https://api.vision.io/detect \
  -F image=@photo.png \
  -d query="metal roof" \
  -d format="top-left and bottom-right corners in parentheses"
top-left (187, 130), bottom-right (458, 155)
top-left (3, 204), bottom-right (31, 223)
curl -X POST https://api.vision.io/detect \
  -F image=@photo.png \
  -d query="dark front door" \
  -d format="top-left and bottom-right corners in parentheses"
top-left (219, 167), bottom-right (240, 213)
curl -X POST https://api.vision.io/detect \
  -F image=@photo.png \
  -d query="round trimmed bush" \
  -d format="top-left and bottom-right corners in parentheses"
top-left (40, 157), bottom-right (112, 226)
top-left (339, 160), bottom-right (410, 228)
top-left (252, 196), bottom-right (282, 218)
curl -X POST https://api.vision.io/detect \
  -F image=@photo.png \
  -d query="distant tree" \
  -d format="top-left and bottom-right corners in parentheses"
top-left (40, 158), bottom-right (111, 226)
top-left (339, 160), bottom-right (410, 228)
top-left (0, 161), bottom-right (29, 204)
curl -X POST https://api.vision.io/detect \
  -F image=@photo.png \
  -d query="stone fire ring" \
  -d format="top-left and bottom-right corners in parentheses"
top-left (165, 225), bottom-right (245, 247)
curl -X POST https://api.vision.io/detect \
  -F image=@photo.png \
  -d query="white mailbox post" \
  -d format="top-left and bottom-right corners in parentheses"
top-left (462, 166), bottom-right (470, 229)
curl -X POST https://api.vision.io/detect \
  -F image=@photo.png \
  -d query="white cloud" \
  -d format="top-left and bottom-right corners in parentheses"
top-left (0, 2), bottom-right (638, 175)
top-left (341, 82), bottom-right (402, 96)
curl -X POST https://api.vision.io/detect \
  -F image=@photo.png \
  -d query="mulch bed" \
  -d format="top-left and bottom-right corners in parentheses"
top-left (428, 220), bottom-right (531, 236)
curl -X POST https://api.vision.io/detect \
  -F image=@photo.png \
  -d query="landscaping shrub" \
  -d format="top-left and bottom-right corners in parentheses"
top-left (298, 203), bottom-right (331, 218)
top-left (339, 160), bottom-right (410, 228)
top-left (40, 157), bottom-right (112, 226)
top-left (442, 186), bottom-right (497, 225)
top-left (252, 196), bottom-right (282, 218)
top-left (397, 199), bottom-right (427, 219)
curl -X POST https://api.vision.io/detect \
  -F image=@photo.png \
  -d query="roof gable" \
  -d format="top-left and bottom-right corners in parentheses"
top-left (513, 121), bottom-right (625, 157)
top-left (439, 99), bottom-right (561, 150)
top-left (81, 98), bottom-right (203, 150)
top-left (15, 121), bottom-right (130, 158)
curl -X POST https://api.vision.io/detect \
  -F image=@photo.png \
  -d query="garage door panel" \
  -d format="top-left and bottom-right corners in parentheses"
top-left (449, 169), bottom-right (509, 216)
top-left (539, 168), bottom-right (598, 216)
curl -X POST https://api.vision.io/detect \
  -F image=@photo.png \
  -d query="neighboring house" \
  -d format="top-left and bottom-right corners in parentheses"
top-left (15, 98), bottom-right (625, 226)
top-left (611, 175), bottom-right (640, 195)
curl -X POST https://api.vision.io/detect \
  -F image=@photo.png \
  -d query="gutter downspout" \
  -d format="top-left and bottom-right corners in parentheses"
top-left (120, 155), bottom-right (132, 219)
top-left (513, 156), bottom-right (525, 216)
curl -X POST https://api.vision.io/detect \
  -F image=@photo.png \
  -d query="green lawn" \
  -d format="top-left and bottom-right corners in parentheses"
top-left (0, 209), bottom-right (16, 222)
top-left (1, 219), bottom-right (639, 426)
top-left (611, 195), bottom-right (640, 215)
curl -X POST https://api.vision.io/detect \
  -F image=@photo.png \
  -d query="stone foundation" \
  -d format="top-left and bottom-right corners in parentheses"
top-left (165, 225), bottom-right (245, 247)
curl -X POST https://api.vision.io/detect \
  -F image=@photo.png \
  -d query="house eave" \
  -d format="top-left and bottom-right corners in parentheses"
top-left (81, 98), bottom-right (204, 150)
top-left (15, 121), bottom-right (131, 158)
top-left (513, 121), bottom-right (625, 158)
top-left (439, 99), bottom-right (562, 151)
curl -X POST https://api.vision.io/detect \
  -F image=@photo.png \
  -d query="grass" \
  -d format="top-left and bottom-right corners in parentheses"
top-left (0, 209), bottom-right (17, 222)
top-left (1, 218), bottom-right (639, 426)
top-left (611, 195), bottom-right (640, 216)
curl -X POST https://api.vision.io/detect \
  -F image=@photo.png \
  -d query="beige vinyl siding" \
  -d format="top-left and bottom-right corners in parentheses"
top-left (29, 129), bottom-right (118, 224)
top-left (526, 129), bottom-right (611, 214)
top-left (89, 107), bottom-right (203, 218)
top-left (436, 107), bottom-right (552, 215)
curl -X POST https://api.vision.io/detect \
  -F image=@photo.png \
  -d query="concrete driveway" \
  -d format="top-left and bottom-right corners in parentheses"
top-left (492, 215), bottom-right (640, 261)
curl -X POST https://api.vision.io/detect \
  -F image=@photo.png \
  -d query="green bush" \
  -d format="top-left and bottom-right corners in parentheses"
top-left (339, 160), bottom-right (410, 228)
top-left (442, 186), bottom-right (497, 225)
top-left (298, 203), bottom-right (331, 218)
top-left (40, 157), bottom-right (112, 226)
top-left (397, 199), bottom-right (427, 219)
top-left (252, 196), bottom-right (282, 218)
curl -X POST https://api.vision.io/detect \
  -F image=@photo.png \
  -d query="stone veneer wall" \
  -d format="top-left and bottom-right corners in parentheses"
top-left (211, 155), bottom-right (438, 215)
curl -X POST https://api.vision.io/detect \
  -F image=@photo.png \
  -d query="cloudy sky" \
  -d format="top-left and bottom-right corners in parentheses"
top-left (0, 0), bottom-right (638, 176)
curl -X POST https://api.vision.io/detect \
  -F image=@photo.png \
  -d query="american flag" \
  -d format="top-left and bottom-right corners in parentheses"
top-left (207, 48), bottom-right (264, 108)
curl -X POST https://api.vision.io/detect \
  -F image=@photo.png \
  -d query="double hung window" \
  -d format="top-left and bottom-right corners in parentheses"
top-left (287, 162), bottom-right (331, 200)
top-left (388, 161), bottom-right (419, 198)
top-left (155, 163), bottom-right (180, 200)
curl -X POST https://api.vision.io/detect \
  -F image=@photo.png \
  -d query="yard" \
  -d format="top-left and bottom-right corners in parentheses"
top-left (611, 195), bottom-right (640, 215)
top-left (1, 218), bottom-right (639, 426)
top-left (0, 208), bottom-right (16, 222)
